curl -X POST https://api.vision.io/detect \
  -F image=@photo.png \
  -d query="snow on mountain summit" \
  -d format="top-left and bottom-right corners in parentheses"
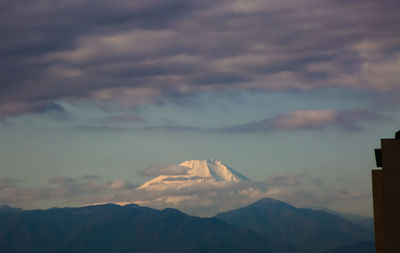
top-left (137, 159), bottom-right (249, 190)
top-left (179, 159), bottom-right (249, 182)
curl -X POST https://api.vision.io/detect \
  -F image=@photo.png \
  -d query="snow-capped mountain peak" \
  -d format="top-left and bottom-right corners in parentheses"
top-left (179, 159), bottom-right (249, 182)
top-left (137, 159), bottom-right (249, 190)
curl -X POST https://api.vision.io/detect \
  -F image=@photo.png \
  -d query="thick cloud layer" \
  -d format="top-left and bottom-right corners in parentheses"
top-left (1, 0), bottom-right (399, 117)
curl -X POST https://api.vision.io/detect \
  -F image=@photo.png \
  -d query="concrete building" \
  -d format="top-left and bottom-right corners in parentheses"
top-left (372, 130), bottom-right (400, 253)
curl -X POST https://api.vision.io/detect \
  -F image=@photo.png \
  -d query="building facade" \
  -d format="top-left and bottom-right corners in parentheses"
top-left (372, 131), bottom-right (400, 253)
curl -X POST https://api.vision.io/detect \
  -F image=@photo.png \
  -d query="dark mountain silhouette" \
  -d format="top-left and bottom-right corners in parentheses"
top-left (0, 205), bottom-right (22, 216)
top-left (0, 203), bottom-right (303, 253)
top-left (338, 213), bottom-right (374, 231)
top-left (215, 198), bottom-right (373, 253)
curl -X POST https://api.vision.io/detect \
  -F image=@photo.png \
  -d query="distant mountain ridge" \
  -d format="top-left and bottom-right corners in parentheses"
top-left (0, 202), bottom-right (303, 253)
top-left (322, 241), bottom-right (375, 253)
top-left (0, 198), bottom-right (374, 253)
top-left (308, 206), bottom-right (374, 231)
top-left (215, 198), bottom-right (373, 253)
top-left (0, 205), bottom-right (23, 217)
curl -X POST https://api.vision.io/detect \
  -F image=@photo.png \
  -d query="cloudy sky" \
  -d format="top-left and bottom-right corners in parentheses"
top-left (0, 0), bottom-right (399, 216)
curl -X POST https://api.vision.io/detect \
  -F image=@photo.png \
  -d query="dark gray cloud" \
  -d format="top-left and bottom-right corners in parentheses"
top-left (0, 0), bottom-right (399, 118)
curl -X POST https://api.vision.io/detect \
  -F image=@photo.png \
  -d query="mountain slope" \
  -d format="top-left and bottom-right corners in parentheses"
top-left (0, 204), bottom-right (305, 253)
top-left (308, 206), bottom-right (374, 231)
top-left (339, 213), bottom-right (374, 231)
top-left (215, 198), bottom-right (373, 253)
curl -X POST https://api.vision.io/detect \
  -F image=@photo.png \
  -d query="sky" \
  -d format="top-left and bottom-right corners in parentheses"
top-left (0, 0), bottom-right (399, 217)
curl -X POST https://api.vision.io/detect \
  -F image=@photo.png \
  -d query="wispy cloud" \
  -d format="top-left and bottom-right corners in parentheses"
top-left (107, 180), bottom-right (137, 189)
top-left (48, 176), bottom-right (77, 185)
top-left (265, 174), bottom-right (310, 186)
top-left (100, 113), bottom-right (143, 123)
top-left (139, 165), bottom-right (190, 177)
top-left (0, 178), bottom-right (25, 187)
top-left (72, 109), bottom-right (387, 133)
top-left (224, 110), bottom-right (387, 132)
top-left (135, 109), bottom-right (387, 133)
top-left (0, 176), bottom-right (106, 208)
top-left (266, 189), bottom-right (371, 209)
